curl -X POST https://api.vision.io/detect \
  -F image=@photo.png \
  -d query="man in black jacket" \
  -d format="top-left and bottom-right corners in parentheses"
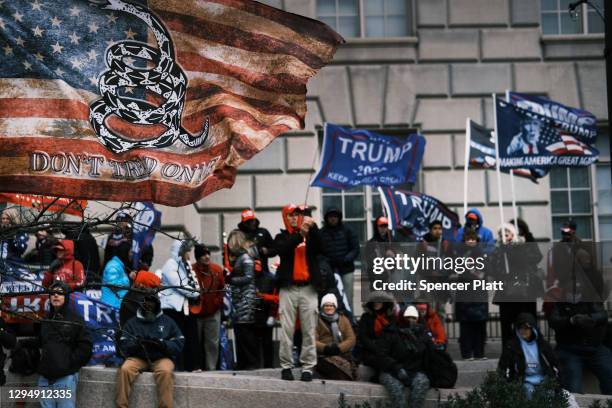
top-left (547, 300), bottom-right (612, 394)
top-left (116, 294), bottom-right (184, 408)
top-left (274, 204), bottom-right (323, 382)
top-left (21, 280), bottom-right (92, 408)
top-left (320, 208), bottom-right (359, 311)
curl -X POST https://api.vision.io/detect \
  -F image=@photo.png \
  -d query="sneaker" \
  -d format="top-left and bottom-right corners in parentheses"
top-left (281, 368), bottom-right (294, 381)
top-left (300, 370), bottom-right (313, 382)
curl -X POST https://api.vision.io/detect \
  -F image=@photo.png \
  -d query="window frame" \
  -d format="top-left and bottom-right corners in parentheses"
top-left (550, 166), bottom-right (594, 240)
top-left (316, 0), bottom-right (414, 39)
top-left (540, 0), bottom-right (604, 36)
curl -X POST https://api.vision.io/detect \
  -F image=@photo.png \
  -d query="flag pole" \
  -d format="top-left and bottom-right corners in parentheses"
top-left (493, 94), bottom-right (506, 244)
top-left (463, 117), bottom-right (471, 218)
top-left (505, 90), bottom-right (519, 233)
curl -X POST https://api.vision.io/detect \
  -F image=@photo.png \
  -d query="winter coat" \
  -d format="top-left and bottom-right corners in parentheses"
top-left (190, 261), bottom-right (225, 318)
top-left (316, 313), bottom-right (357, 380)
top-left (498, 315), bottom-right (559, 383)
top-left (381, 323), bottom-right (430, 378)
top-left (489, 242), bottom-right (543, 303)
top-left (419, 306), bottom-right (447, 346)
top-left (237, 219), bottom-right (277, 275)
top-left (319, 209), bottom-right (360, 275)
top-left (160, 241), bottom-right (200, 312)
top-left (546, 301), bottom-right (608, 348)
top-left (228, 252), bottom-right (257, 324)
top-left (101, 256), bottom-right (130, 309)
top-left (357, 291), bottom-right (397, 372)
top-left (274, 221), bottom-right (324, 290)
top-left (455, 208), bottom-right (495, 250)
top-left (103, 229), bottom-right (131, 266)
top-left (42, 240), bottom-right (85, 289)
top-left (22, 301), bottom-right (92, 380)
top-left (120, 298), bottom-right (185, 363)
top-left (316, 314), bottom-right (356, 354)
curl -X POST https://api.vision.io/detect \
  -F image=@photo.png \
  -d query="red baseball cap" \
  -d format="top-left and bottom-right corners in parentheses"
top-left (241, 208), bottom-right (256, 222)
top-left (467, 213), bottom-right (478, 221)
top-left (377, 217), bottom-right (389, 226)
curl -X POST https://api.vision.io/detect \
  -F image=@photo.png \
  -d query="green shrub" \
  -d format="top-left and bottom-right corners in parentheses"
top-left (443, 372), bottom-right (569, 408)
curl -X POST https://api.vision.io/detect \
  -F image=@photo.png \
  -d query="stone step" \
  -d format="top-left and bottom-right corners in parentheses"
top-left (4, 368), bottom-right (611, 408)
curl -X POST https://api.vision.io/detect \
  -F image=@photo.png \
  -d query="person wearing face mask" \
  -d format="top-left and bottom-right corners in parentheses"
top-left (315, 293), bottom-right (356, 380)
top-left (116, 294), bottom-right (185, 408)
top-left (24, 228), bottom-right (57, 266)
top-left (498, 313), bottom-right (560, 399)
top-left (274, 204), bottom-right (323, 382)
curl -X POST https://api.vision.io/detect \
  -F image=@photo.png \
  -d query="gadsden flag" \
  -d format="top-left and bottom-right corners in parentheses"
top-left (0, 0), bottom-right (343, 206)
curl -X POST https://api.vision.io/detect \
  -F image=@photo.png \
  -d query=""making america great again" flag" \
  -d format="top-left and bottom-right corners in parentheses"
top-left (0, 0), bottom-right (342, 206)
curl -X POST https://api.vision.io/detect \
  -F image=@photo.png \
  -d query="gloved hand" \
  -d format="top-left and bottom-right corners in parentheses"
top-left (323, 344), bottom-right (340, 356)
top-left (571, 314), bottom-right (596, 329)
top-left (140, 338), bottom-right (166, 352)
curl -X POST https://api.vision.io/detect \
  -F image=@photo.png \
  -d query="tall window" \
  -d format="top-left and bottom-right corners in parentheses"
top-left (596, 132), bottom-right (611, 241)
top-left (321, 186), bottom-right (385, 244)
top-left (316, 0), bottom-right (411, 38)
top-left (541, 0), bottom-right (604, 35)
top-left (550, 167), bottom-right (593, 240)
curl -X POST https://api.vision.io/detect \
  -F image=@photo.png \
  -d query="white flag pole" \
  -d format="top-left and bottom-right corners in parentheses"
top-left (505, 90), bottom-right (520, 233)
top-left (493, 94), bottom-right (506, 245)
top-left (463, 117), bottom-right (471, 218)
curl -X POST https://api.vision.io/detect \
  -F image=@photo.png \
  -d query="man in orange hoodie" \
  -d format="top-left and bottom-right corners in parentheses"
top-left (274, 204), bottom-right (323, 382)
top-left (42, 240), bottom-right (85, 290)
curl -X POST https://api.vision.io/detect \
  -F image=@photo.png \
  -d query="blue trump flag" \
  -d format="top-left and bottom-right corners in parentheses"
top-left (131, 202), bottom-right (162, 270)
top-left (70, 292), bottom-right (123, 366)
top-left (496, 99), bottom-right (599, 169)
top-left (508, 92), bottom-right (597, 145)
top-left (378, 187), bottom-right (459, 241)
top-left (311, 124), bottom-right (425, 189)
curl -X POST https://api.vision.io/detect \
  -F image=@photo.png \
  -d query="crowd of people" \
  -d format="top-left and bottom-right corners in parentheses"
top-left (0, 203), bottom-right (610, 407)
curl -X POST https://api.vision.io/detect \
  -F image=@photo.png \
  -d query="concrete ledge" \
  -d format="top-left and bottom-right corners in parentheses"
top-left (4, 366), bottom-right (610, 407)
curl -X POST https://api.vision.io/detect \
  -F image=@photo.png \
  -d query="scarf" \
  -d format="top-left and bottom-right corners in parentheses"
top-left (374, 312), bottom-right (390, 337)
top-left (321, 312), bottom-right (342, 343)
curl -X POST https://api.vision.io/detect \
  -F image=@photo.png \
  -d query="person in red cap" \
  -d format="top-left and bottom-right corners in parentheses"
top-left (190, 244), bottom-right (225, 371)
top-left (42, 240), bottom-right (85, 289)
top-left (455, 209), bottom-right (494, 251)
top-left (237, 208), bottom-right (278, 368)
top-left (369, 216), bottom-right (392, 243)
top-left (274, 204), bottom-right (323, 382)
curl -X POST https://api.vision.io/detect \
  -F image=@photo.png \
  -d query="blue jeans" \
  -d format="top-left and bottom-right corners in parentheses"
top-left (37, 373), bottom-right (79, 408)
top-left (557, 344), bottom-right (612, 395)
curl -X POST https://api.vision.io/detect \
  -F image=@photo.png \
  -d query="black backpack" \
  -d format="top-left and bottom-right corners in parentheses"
top-left (426, 346), bottom-right (458, 388)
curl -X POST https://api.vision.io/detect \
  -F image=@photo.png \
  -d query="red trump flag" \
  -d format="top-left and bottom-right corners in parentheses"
top-left (0, 0), bottom-right (343, 206)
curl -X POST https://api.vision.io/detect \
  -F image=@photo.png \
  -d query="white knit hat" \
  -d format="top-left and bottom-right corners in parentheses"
top-left (320, 293), bottom-right (338, 308)
top-left (403, 305), bottom-right (419, 318)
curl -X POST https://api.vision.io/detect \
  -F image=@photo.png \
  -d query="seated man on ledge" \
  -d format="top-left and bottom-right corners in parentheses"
top-left (116, 294), bottom-right (185, 408)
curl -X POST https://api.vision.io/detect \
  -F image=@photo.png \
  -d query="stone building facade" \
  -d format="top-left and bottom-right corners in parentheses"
top-left (147, 0), bottom-right (609, 272)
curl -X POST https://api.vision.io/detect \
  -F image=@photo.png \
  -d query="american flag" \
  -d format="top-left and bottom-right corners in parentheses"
top-left (546, 132), bottom-right (595, 156)
top-left (0, 0), bottom-right (342, 206)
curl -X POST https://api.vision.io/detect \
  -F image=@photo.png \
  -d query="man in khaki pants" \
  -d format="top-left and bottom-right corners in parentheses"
top-left (273, 204), bottom-right (323, 382)
top-left (116, 294), bottom-right (184, 408)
